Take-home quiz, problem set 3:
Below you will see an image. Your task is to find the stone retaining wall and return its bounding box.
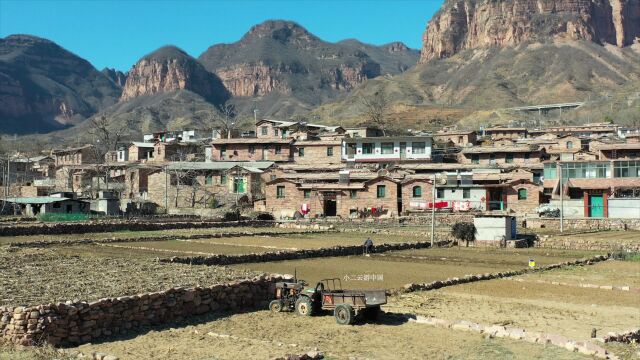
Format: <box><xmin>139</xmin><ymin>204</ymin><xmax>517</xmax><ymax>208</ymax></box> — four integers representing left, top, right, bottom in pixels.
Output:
<box><xmin>536</xmin><ymin>234</ymin><xmax>640</xmax><ymax>252</ymax></box>
<box><xmin>162</xmin><ymin>241</ymin><xmax>451</xmax><ymax>266</ymax></box>
<box><xmin>526</xmin><ymin>218</ymin><xmax>640</xmax><ymax>231</ymax></box>
<box><xmin>603</xmin><ymin>328</ymin><xmax>640</xmax><ymax>344</ymax></box>
<box><xmin>8</xmin><ymin>230</ymin><xmax>334</xmax><ymax>248</ymax></box>
<box><xmin>0</xmin><ymin>220</ymin><xmax>273</xmax><ymax>237</ymax></box>
<box><xmin>399</xmin><ymin>254</ymin><xmax>610</xmax><ymax>293</ymax></box>
<box><xmin>0</xmin><ymin>276</ymin><xmax>282</xmax><ymax>347</ymax></box>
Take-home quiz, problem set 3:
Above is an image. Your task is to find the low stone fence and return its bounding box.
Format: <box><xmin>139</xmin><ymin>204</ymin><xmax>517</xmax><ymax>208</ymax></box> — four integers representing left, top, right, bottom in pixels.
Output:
<box><xmin>0</xmin><ymin>275</ymin><xmax>282</xmax><ymax>347</ymax></box>
<box><xmin>406</xmin><ymin>315</ymin><xmax>615</xmax><ymax>359</ymax></box>
<box><xmin>603</xmin><ymin>328</ymin><xmax>640</xmax><ymax>344</ymax></box>
<box><xmin>536</xmin><ymin>234</ymin><xmax>640</xmax><ymax>252</ymax></box>
<box><xmin>162</xmin><ymin>240</ymin><xmax>451</xmax><ymax>266</ymax></box>
<box><xmin>526</xmin><ymin>218</ymin><xmax>640</xmax><ymax>231</ymax></box>
<box><xmin>399</xmin><ymin>254</ymin><xmax>610</xmax><ymax>293</ymax></box>
<box><xmin>0</xmin><ymin>220</ymin><xmax>274</xmax><ymax>237</ymax></box>
<box><xmin>8</xmin><ymin>230</ymin><xmax>334</xmax><ymax>248</ymax></box>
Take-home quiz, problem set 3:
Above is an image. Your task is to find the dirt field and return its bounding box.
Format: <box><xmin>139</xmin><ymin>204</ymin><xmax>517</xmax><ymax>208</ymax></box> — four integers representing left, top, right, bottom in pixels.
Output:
<box><xmin>390</xmin><ymin>260</ymin><xmax>640</xmax><ymax>341</ymax></box>
<box><xmin>518</xmin><ymin>260</ymin><xmax>640</xmax><ymax>288</ymax></box>
<box><xmin>0</xmin><ymin>247</ymin><xmax>256</xmax><ymax>306</ymax></box>
<box><xmin>64</xmin><ymin>310</ymin><xmax>590</xmax><ymax>360</ymax></box>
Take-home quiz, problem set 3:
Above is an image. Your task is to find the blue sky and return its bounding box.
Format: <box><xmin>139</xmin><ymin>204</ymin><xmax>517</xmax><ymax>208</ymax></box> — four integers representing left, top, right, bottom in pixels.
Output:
<box><xmin>0</xmin><ymin>0</ymin><xmax>442</xmax><ymax>71</ymax></box>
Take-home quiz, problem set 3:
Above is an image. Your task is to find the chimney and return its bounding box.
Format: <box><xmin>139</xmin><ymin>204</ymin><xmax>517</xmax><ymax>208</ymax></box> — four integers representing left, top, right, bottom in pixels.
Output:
<box><xmin>339</xmin><ymin>170</ymin><xmax>350</xmax><ymax>184</ymax></box>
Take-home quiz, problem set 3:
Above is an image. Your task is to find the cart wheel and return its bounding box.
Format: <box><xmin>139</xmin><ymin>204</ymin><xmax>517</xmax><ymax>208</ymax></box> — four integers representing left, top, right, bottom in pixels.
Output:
<box><xmin>295</xmin><ymin>297</ymin><xmax>313</xmax><ymax>316</ymax></box>
<box><xmin>364</xmin><ymin>306</ymin><xmax>381</xmax><ymax>321</ymax></box>
<box><xmin>334</xmin><ymin>304</ymin><xmax>354</xmax><ymax>325</ymax></box>
<box><xmin>269</xmin><ymin>300</ymin><xmax>284</xmax><ymax>313</ymax></box>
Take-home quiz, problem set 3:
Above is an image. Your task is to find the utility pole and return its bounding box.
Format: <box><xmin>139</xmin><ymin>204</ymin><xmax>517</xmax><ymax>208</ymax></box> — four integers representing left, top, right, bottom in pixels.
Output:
<box><xmin>559</xmin><ymin>163</ymin><xmax>564</xmax><ymax>233</ymax></box>
<box><xmin>430</xmin><ymin>174</ymin><xmax>436</xmax><ymax>247</ymax></box>
<box><xmin>164</xmin><ymin>164</ymin><xmax>168</xmax><ymax>213</ymax></box>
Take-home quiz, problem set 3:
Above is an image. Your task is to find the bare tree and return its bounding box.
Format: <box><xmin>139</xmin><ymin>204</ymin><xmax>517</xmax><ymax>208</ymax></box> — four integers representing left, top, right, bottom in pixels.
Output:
<box><xmin>360</xmin><ymin>90</ymin><xmax>390</xmax><ymax>135</ymax></box>
<box><xmin>210</xmin><ymin>102</ymin><xmax>252</xmax><ymax>138</ymax></box>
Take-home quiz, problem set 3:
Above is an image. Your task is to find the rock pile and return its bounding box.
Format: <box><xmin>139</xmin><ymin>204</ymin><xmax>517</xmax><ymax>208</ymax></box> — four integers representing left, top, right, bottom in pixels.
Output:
<box><xmin>0</xmin><ymin>276</ymin><xmax>282</xmax><ymax>347</ymax></box>
<box><xmin>603</xmin><ymin>328</ymin><xmax>640</xmax><ymax>344</ymax></box>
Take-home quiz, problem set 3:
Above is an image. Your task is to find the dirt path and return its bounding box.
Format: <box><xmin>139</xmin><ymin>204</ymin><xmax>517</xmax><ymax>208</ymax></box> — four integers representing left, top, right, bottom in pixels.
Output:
<box><xmin>71</xmin><ymin>310</ymin><xmax>590</xmax><ymax>360</ymax></box>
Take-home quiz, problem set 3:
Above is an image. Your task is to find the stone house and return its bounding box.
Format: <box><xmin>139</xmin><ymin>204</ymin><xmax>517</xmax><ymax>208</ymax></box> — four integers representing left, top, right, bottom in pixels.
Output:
<box><xmin>595</xmin><ymin>142</ymin><xmax>640</xmax><ymax>160</ymax></box>
<box><xmin>262</xmin><ymin>176</ymin><xmax>400</xmax><ymax>219</ymax></box>
<box><xmin>483</xmin><ymin>127</ymin><xmax>528</xmax><ymax>140</ymax></box>
<box><xmin>433</xmin><ymin>130</ymin><xmax>477</xmax><ymax>147</ymax></box>
<box><xmin>126</xmin><ymin>142</ymin><xmax>155</xmax><ymax>162</ymax></box>
<box><xmin>291</xmin><ymin>140</ymin><xmax>342</xmax><ymax>165</ymax></box>
<box><xmin>504</xmin><ymin>179</ymin><xmax>543</xmax><ymax>214</ymax></box>
<box><xmin>401</xmin><ymin>177</ymin><xmax>434</xmax><ymax>212</ymax></box>
<box><xmin>210</xmin><ymin>138</ymin><xmax>294</xmax><ymax>162</ymax></box>
<box><xmin>344</xmin><ymin>126</ymin><xmax>384</xmax><ymax>138</ymax></box>
<box><xmin>459</xmin><ymin>145</ymin><xmax>544</xmax><ymax>165</ymax></box>
<box><xmin>51</xmin><ymin>145</ymin><xmax>99</xmax><ymax>167</ymax></box>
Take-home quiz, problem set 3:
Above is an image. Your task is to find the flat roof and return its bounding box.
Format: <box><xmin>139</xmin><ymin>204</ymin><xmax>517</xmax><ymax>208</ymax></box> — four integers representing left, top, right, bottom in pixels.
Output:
<box><xmin>343</xmin><ymin>136</ymin><xmax>432</xmax><ymax>143</ymax></box>
<box><xmin>4</xmin><ymin>197</ymin><xmax>71</xmax><ymax>204</ymax></box>
<box><xmin>211</xmin><ymin>138</ymin><xmax>293</xmax><ymax>144</ymax></box>
<box><xmin>165</xmin><ymin>161</ymin><xmax>274</xmax><ymax>171</ymax></box>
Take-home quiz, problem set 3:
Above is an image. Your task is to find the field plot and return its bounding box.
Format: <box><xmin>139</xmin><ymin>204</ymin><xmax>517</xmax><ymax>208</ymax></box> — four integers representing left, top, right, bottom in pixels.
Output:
<box><xmin>190</xmin><ymin>232</ymin><xmax>424</xmax><ymax>249</ymax></box>
<box><xmin>391</xmin><ymin>260</ymin><xmax>640</xmax><ymax>341</ymax></box>
<box><xmin>66</xmin><ymin>310</ymin><xmax>590</xmax><ymax>360</ymax></box>
<box><xmin>518</xmin><ymin>260</ymin><xmax>640</xmax><ymax>288</ymax></box>
<box><xmin>120</xmin><ymin>240</ymin><xmax>276</xmax><ymax>255</ymax></box>
<box><xmin>0</xmin><ymin>226</ymin><xmax>317</xmax><ymax>246</ymax></box>
<box><xmin>0</xmin><ymin>247</ymin><xmax>257</xmax><ymax>306</ymax></box>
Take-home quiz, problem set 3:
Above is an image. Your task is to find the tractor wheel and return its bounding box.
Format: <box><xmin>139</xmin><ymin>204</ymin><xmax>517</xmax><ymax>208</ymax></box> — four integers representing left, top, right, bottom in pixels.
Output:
<box><xmin>295</xmin><ymin>297</ymin><xmax>313</xmax><ymax>316</ymax></box>
<box><xmin>364</xmin><ymin>306</ymin><xmax>381</xmax><ymax>321</ymax></box>
<box><xmin>269</xmin><ymin>300</ymin><xmax>284</xmax><ymax>313</ymax></box>
<box><xmin>334</xmin><ymin>304</ymin><xmax>354</xmax><ymax>325</ymax></box>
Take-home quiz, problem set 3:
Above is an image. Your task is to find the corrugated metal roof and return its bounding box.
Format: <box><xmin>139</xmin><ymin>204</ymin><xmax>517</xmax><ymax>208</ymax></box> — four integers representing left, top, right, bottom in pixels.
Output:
<box><xmin>4</xmin><ymin>197</ymin><xmax>71</xmax><ymax>204</ymax></box>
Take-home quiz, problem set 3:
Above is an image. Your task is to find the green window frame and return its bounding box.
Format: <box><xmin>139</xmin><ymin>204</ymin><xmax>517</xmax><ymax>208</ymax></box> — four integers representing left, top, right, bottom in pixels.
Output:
<box><xmin>220</xmin><ymin>173</ymin><xmax>227</xmax><ymax>185</ymax></box>
<box><xmin>362</xmin><ymin>143</ymin><xmax>374</xmax><ymax>154</ymax></box>
<box><xmin>276</xmin><ymin>186</ymin><xmax>285</xmax><ymax>199</ymax></box>
<box><xmin>412</xmin><ymin>186</ymin><xmax>422</xmax><ymax>198</ymax></box>
<box><xmin>327</xmin><ymin>146</ymin><xmax>334</xmax><ymax>156</ymax></box>
<box><xmin>376</xmin><ymin>185</ymin><xmax>386</xmax><ymax>198</ymax></box>
<box><xmin>304</xmin><ymin>189</ymin><xmax>311</xmax><ymax>198</ymax></box>
<box><xmin>463</xmin><ymin>188</ymin><xmax>470</xmax><ymax>199</ymax></box>
<box><xmin>518</xmin><ymin>188</ymin><xmax>527</xmax><ymax>200</ymax></box>
<box><xmin>412</xmin><ymin>142</ymin><xmax>426</xmax><ymax>154</ymax></box>
<box><xmin>471</xmin><ymin>154</ymin><xmax>480</xmax><ymax>164</ymax></box>
<box><xmin>505</xmin><ymin>153</ymin><xmax>514</xmax><ymax>164</ymax></box>
<box><xmin>350</xmin><ymin>190</ymin><xmax>358</xmax><ymax>199</ymax></box>
<box><xmin>205</xmin><ymin>174</ymin><xmax>213</xmax><ymax>186</ymax></box>
<box><xmin>298</xmin><ymin>147</ymin><xmax>305</xmax><ymax>157</ymax></box>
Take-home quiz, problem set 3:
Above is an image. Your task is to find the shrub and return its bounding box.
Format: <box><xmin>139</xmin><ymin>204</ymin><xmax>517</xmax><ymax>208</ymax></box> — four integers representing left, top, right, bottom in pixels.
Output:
<box><xmin>451</xmin><ymin>222</ymin><xmax>476</xmax><ymax>246</ymax></box>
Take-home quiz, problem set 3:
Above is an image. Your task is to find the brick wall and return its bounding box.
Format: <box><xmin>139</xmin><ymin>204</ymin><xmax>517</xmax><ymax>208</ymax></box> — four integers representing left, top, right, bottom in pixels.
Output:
<box><xmin>459</xmin><ymin>151</ymin><xmax>541</xmax><ymax>165</ymax></box>
<box><xmin>401</xmin><ymin>180</ymin><xmax>434</xmax><ymax>212</ymax></box>
<box><xmin>505</xmin><ymin>181</ymin><xmax>541</xmax><ymax>214</ymax></box>
<box><xmin>211</xmin><ymin>143</ymin><xmax>293</xmax><ymax>162</ymax></box>
<box><xmin>291</xmin><ymin>142</ymin><xmax>342</xmax><ymax>164</ymax></box>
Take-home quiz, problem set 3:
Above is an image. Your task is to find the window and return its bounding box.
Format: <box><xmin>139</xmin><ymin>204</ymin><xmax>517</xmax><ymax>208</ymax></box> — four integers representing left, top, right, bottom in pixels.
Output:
<box><xmin>614</xmin><ymin>160</ymin><xmax>640</xmax><ymax>178</ymax></box>
<box><xmin>376</xmin><ymin>185</ymin><xmax>386</xmax><ymax>198</ymax></box>
<box><xmin>304</xmin><ymin>189</ymin><xmax>311</xmax><ymax>198</ymax></box>
<box><xmin>412</xmin><ymin>142</ymin><xmax>426</xmax><ymax>154</ymax></box>
<box><xmin>436</xmin><ymin>188</ymin><xmax>444</xmax><ymax>199</ymax></box>
<box><xmin>381</xmin><ymin>142</ymin><xmax>394</xmax><ymax>155</ymax></box>
<box><xmin>518</xmin><ymin>188</ymin><xmax>528</xmax><ymax>200</ymax></box>
<box><xmin>248</xmin><ymin>145</ymin><xmax>255</xmax><ymax>155</ymax></box>
<box><xmin>233</xmin><ymin>178</ymin><xmax>245</xmax><ymax>193</ymax></box>
<box><xmin>275</xmin><ymin>145</ymin><xmax>281</xmax><ymax>154</ymax></box>
<box><xmin>327</xmin><ymin>147</ymin><xmax>334</xmax><ymax>156</ymax></box>
<box><xmin>412</xmin><ymin>186</ymin><xmax>422</xmax><ymax>198</ymax></box>
<box><xmin>566</xmin><ymin>141</ymin><xmax>573</xmax><ymax>150</ymax></box>
<box><xmin>274</xmin><ymin>129</ymin><xmax>279</xmax><ymax>137</ymax></box>
<box><xmin>276</xmin><ymin>186</ymin><xmax>285</xmax><ymax>198</ymax></box>
<box><xmin>261</xmin><ymin>126</ymin><xmax>268</xmax><ymax>136</ymax></box>
<box><xmin>220</xmin><ymin>174</ymin><xmax>227</xmax><ymax>185</ymax></box>
<box><xmin>350</xmin><ymin>190</ymin><xmax>358</xmax><ymax>199</ymax></box>
<box><xmin>543</xmin><ymin>163</ymin><xmax>557</xmax><ymax>179</ymax></box>
<box><xmin>463</xmin><ymin>188</ymin><xmax>470</xmax><ymax>199</ymax></box>
<box><xmin>298</xmin><ymin>147</ymin><xmax>304</xmax><ymax>157</ymax></box>
<box><xmin>53</xmin><ymin>202</ymin><xmax>61</xmax><ymax>209</ymax></box>
<box><xmin>489</xmin><ymin>154</ymin><xmax>496</xmax><ymax>164</ymax></box>
<box><xmin>270</xmin><ymin>175</ymin><xmax>277</xmax><ymax>181</ymax></box>
<box><xmin>362</xmin><ymin>143</ymin><xmax>374</xmax><ymax>155</ymax></box>
<box><xmin>220</xmin><ymin>146</ymin><xmax>227</xmax><ymax>158</ymax></box>
<box><xmin>205</xmin><ymin>174</ymin><xmax>213</xmax><ymax>185</ymax></box>
<box><xmin>524</xmin><ymin>153</ymin><xmax>530</xmax><ymax>161</ymax></box>
<box><xmin>471</xmin><ymin>154</ymin><xmax>480</xmax><ymax>164</ymax></box>
<box><xmin>505</xmin><ymin>153</ymin><xmax>514</xmax><ymax>164</ymax></box>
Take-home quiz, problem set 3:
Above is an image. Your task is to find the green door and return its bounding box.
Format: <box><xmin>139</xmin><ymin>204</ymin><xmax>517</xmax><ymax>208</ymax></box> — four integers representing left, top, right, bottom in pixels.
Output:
<box><xmin>589</xmin><ymin>195</ymin><xmax>604</xmax><ymax>217</ymax></box>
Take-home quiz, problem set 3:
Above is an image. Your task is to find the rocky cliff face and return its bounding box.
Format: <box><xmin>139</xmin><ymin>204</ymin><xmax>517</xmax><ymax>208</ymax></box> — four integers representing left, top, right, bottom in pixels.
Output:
<box><xmin>420</xmin><ymin>0</ymin><xmax>640</xmax><ymax>62</ymax></box>
<box><xmin>0</xmin><ymin>35</ymin><xmax>121</xmax><ymax>134</ymax></box>
<box><xmin>120</xmin><ymin>46</ymin><xmax>228</xmax><ymax>105</ymax></box>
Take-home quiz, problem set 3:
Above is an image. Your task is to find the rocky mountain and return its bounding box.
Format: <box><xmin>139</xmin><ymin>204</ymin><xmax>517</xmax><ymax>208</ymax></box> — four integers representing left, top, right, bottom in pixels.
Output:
<box><xmin>420</xmin><ymin>0</ymin><xmax>640</xmax><ymax>62</ymax></box>
<box><xmin>101</xmin><ymin>68</ymin><xmax>127</xmax><ymax>87</ymax></box>
<box><xmin>120</xmin><ymin>46</ymin><xmax>229</xmax><ymax>105</ymax></box>
<box><xmin>0</xmin><ymin>35</ymin><xmax>122</xmax><ymax>134</ymax></box>
<box><xmin>314</xmin><ymin>0</ymin><xmax>640</xmax><ymax>129</ymax></box>
<box><xmin>198</xmin><ymin>20</ymin><xmax>419</xmax><ymax>117</ymax></box>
